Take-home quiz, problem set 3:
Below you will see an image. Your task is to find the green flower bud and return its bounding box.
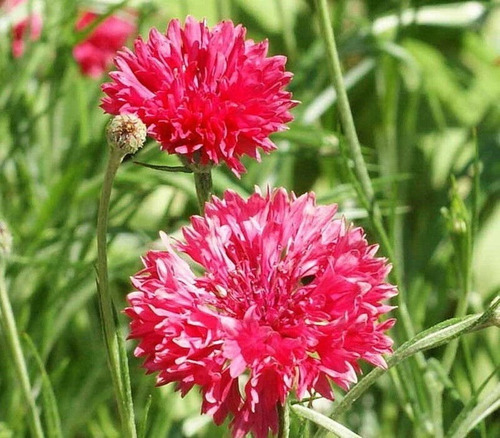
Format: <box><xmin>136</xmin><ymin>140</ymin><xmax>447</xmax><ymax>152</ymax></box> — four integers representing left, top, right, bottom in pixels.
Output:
<box><xmin>106</xmin><ymin>114</ymin><xmax>147</xmax><ymax>155</ymax></box>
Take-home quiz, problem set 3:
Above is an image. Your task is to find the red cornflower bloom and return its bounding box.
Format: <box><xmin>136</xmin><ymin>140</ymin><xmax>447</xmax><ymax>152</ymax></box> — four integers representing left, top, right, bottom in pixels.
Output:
<box><xmin>101</xmin><ymin>17</ymin><xmax>296</xmax><ymax>175</ymax></box>
<box><xmin>3</xmin><ymin>0</ymin><xmax>42</xmax><ymax>58</ymax></box>
<box><xmin>126</xmin><ymin>188</ymin><xmax>397</xmax><ymax>438</ymax></box>
<box><xmin>73</xmin><ymin>11</ymin><xmax>136</xmax><ymax>78</ymax></box>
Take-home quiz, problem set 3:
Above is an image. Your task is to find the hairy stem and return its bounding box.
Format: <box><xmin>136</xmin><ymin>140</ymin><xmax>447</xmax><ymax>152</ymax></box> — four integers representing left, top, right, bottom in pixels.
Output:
<box><xmin>96</xmin><ymin>147</ymin><xmax>137</xmax><ymax>438</ymax></box>
<box><xmin>278</xmin><ymin>400</ymin><xmax>290</xmax><ymax>438</ymax></box>
<box><xmin>193</xmin><ymin>170</ymin><xmax>213</xmax><ymax>214</ymax></box>
<box><xmin>443</xmin><ymin>138</ymin><xmax>480</xmax><ymax>373</ymax></box>
<box><xmin>314</xmin><ymin>0</ymin><xmax>418</xmax><ymax>344</ymax></box>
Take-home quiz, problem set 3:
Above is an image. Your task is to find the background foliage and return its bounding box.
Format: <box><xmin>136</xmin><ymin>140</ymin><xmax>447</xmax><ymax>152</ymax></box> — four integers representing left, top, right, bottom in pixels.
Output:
<box><xmin>1</xmin><ymin>0</ymin><xmax>499</xmax><ymax>437</ymax></box>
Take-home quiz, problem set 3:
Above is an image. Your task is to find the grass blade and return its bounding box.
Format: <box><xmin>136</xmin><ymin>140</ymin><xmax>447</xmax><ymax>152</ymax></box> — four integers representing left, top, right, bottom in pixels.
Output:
<box><xmin>446</xmin><ymin>384</ymin><xmax>500</xmax><ymax>438</ymax></box>
<box><xmin>291</xmin><ymin>404</ymin><xmax>361</xmax><ymax>438</ymax></box>
<box><xmin>22</xmin><ymin>334</ymin><xmax>63</xmax><ymax>438</ymax></box>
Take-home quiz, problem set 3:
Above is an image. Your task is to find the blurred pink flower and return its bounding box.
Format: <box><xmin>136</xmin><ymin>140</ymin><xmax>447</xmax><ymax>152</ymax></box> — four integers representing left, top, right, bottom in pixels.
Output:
<box><xmin>73</xmin><ymin>11</ymin><xmax>136</xmax><ymax>78</ymax></box>
<box><xmin>126</xmin><ymin>188</ymin><xmax>397</xmax><ymax>438</ymax></box>
<box><xmin>101</xmin><ymin>17</ymin><xmax>296</xmax><ymax>176</ymax></box>
<box><xmin>3</xmin><ymin>0</ymin><xmax>42</xmax><ymax>57</ymax></box>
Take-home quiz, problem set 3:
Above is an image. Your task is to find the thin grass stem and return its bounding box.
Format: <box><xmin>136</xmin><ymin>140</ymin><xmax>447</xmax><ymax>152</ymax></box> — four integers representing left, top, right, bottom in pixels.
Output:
<box><xmin>314</xmin><ymin>0</ymin><xmax>419</xmax><ymax>345</ymax></box>
<box><xmin>0</xmin><ymin>259</ymin><xmax>45</xmax><ymax>438</ymax></box>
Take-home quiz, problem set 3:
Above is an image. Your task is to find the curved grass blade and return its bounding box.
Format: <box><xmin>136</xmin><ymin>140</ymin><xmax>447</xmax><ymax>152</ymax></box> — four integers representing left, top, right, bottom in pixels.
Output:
<box><xmin>23</xmin><ymin>334</ymin><xmax>63</xmax><ymax>438</ymax></box>
<box><xmin>291</xmin><ymin>404</ymin><xmax>361</xmax><ymax>438</ymax></box>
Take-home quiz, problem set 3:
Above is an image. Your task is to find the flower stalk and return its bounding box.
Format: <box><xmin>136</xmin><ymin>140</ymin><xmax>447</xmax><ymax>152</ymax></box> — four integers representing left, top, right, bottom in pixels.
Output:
<box><xmin>0</xmin><ymin>223</ymin><xmax>45</xmax><ymax>438</ymax></box>
<box><xmin>278</xmin><ymin>400</ymin><xmax>290</xmax><ymax>438</ymax></box>
<box><xmin>193</xmin><ymin>170</ymin><xmax>213</xmax><ymax>214</ymax></box>
<box><xmin>180</xmin><ymin>155</ymin><xmax>214</xmax><ymax>214</ymax></box>
<box><xmin>96</xmin><ymin>115</ymin><xmax>146</xmax><ymax>438</ymax></box>
<box><xmin>314</xmin><ymin>0</ymin><xmax>373</xmax><ymax>204</ymax></box>
<box><xmin>314</xmin><ymin>0</ymin><xmax>417</xmax><ymax>343</ymax></box>
<box><xmin>97</xmin><ymin>146</ymin><xmax>137</xmax><ymax>438</ymax></box>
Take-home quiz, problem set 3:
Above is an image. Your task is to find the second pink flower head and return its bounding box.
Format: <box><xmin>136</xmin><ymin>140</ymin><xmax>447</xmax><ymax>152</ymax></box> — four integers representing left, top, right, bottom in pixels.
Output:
<box><xmin>126</xmin><ymin>188</ymin><xmax>397</xmax><ymax>438</ymax></box>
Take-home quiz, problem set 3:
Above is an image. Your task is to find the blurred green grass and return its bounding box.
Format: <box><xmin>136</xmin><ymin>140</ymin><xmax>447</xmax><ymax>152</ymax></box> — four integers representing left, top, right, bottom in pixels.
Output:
<box><xmin>0</xmin><ymin>0</ymin><xmax>499</xmax><ymax>437</ymax></box>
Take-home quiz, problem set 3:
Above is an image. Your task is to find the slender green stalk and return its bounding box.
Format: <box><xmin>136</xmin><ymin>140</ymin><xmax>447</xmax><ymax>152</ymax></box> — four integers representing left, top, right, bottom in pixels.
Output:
<box><xmin>278</xmin><ymin>400</ymin><xmax>290</xmax><ymax>438</ymax></box>
<box><xmin>193</xmin><ymin>170</ymin><xmax>213</xmax><ymax>214</ymax></box>
<box><xmin>0</xmin><ymin>259</ymin><xmax>45</xmax><ymax>438</ymax></box>
<box><xmin>314</xmin><ymin>0</ymin><xmax>374</xmax><ymax>202</ymax></box>
<box><xmin>442</xmin><ymin>178</ymin><xmax>474</xmax><ymax>373</ymax></box>
<box><xmin>96</xmin><ymin>147</ymin><xmax>137</xmax><ymax>438</ymax></box>
<box><xmin>314</xmin><ymin>0</ymin><xmax>417</xmax><ymax>344</ymax></box>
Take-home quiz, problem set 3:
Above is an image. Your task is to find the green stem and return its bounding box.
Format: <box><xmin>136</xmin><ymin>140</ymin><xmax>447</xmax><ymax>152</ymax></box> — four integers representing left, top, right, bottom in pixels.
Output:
<box><xmin>314</xmin><ymin>0</ymin><xmax>418</xmax><ymax>344</ymax></box>
<box><xmin>193</xmin><ymin>170</ymin><xmax>213</xmax><ymax>214</ymax></box>
<box><xmin>0</xmin><ymin>260</ymin><xmax>45</xmax><ymax>438</ymax></box>
<box><xmin>443</xmin><ymin>174</ymin><xmax>476</xmax><ymax>373</ymax></box>
<box><xmin>447</xmin><ymin>133</ymin><xmax>480</xmax><ymax>372</ymax></box>
<box><xmin>278</xmin><ymin>400</ymin><xmax>290</xmax><ymax>438</ymax></box>
<box><xmin>96</xmin><ymin>147</ymin><xmax>137</xmax><ymax>438</ymax></box>
<box><xmin>442</xmin><ymin>242</ymin><xmax>472</xmax><ymax>373</ymax></box>
<box><xmin>314</xmin><ymin>5</ymin><xmax>428</xmax><ymax>427</ymax></box>
<box><xmin>314</xmin><ymin>0</ymin><xmax>373</xmax><ymax>202</ymax></box>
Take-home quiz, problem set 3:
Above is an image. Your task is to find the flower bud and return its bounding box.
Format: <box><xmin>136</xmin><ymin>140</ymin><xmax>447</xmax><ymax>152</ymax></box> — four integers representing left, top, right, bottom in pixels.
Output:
<box><xmin>106</xmin><ymin>114</ymin><xmax>147</xmax><ymax>155</ymax></box>
<box><xmin>0</xmin><ymin>221</ymin><xmax>12</xmax><ymax>258</ymax></box>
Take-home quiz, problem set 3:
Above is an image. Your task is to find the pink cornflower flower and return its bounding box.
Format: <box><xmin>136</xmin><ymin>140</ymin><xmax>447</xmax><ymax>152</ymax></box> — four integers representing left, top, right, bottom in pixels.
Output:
<box><xmin>73</xmin><ymin>11</ymin><xmax>137</xmax><ymax>78</ymax></box>
<box><xmin>126</xmin><ymin>188</ymin><xmax>397</xmax><ymax>438</ymax></box>
<box><xmin>101</xmin><ymin>17</ymin><xmax>296</xmax><ymax>176</ymax></box>
<box><xmin>3</xmin><ymin>0</ymin><xmax>43</xmax><ymax>58</ymax></box>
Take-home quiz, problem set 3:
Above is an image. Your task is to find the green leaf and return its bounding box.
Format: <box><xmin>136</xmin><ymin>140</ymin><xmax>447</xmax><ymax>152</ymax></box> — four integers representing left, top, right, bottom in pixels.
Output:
<box><xmin>291</xmin><ymin>404</ymin><xmax>361</xmax><ymax>438</ymax></box>
<box><xmin>133</xmin><ymin>162</ymin><xmax>192</xmax><ymax>173</ymax></box>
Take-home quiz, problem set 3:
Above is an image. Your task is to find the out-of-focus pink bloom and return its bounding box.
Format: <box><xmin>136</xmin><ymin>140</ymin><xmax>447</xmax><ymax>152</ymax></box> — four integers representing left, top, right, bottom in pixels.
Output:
<box><xmin>3</xmin><ymin>0</ymin><xmax>42</xmax><ymax>58</ymax></box>
<box><xmin>101</xmin><ymin>17</ymin><xmax>297</xmax><ymax>176</ymax></box>
<box><xmin>126</xmin><ymin>188</ymin><xmax>397</xmax><ymax>438</ymax></box>
<box><xmin>73</xmin><ymin>11</ymin><xmax>136</xmax><ymax>78</ymax></box>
